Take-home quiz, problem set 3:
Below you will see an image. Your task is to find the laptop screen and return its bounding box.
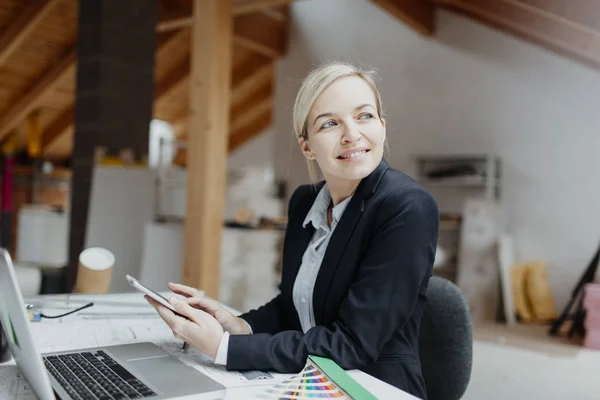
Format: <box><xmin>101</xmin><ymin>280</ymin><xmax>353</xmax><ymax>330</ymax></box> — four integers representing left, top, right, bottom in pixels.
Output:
<box><xmin>0</xmin><ymin>248</ymin><xmax>56</xmax><ymax>400</ymax></box>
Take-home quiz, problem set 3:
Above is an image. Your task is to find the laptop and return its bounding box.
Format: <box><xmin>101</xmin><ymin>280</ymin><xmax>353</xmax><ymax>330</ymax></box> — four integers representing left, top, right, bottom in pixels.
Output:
<box><xmin>0</xmin><ymin>248</ymin><xmax>226</xmax><ymax>400</ymax></box>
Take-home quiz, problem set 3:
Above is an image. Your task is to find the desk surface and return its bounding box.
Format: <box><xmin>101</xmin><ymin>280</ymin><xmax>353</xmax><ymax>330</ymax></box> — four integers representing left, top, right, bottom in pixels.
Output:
<box><xmin>2</xmin><ymin>292</ymin><xmax>417</xmax><ymax>400</ymax></box>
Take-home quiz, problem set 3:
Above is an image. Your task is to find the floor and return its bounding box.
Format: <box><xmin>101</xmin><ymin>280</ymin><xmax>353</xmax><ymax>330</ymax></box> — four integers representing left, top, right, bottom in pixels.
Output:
<box><xmin>464</xmin><ymin>323</ymin><xmax>600</xmax><ymax>400</ymax></box>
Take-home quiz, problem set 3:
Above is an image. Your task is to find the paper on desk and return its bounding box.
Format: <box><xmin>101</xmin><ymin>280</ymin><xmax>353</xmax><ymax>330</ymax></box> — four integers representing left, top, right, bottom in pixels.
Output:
<box><xmin>31</xmin><ymin>319</ymin><xmax>148</xmax><ymax>353</ymax></box>
<box><xmin>0</xmin><ymin>365</ymin><xmax>37</xmax><ymax>400</ymax></box>
<box><xmin>29</xmin><ymin>319</ymin><xmax>292</xmax><ymax>388</ymax></box>
<box><xmin>155</xmin><ymin>340</ymin><xmax>293</xmax><ymax>388</ymax></box>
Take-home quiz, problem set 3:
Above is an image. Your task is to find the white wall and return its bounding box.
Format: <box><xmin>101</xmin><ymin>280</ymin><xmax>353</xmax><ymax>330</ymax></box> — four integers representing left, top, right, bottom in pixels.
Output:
<box><xmin>228</xmin><ymin>128</ymin><xmax>274</xmax><ymax>170</ymax></box>
<box><xmin>273</xmin><ymin>0</ymin><xmax>600</xmax><ymax>310</ymax></box>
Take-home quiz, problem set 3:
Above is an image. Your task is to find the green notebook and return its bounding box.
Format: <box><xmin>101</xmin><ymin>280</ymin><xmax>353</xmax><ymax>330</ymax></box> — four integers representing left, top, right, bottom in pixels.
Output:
<box><xmin>308</xmin><ymin>355</ymin><xmax>378</xmax><ymax>400</ymax></box>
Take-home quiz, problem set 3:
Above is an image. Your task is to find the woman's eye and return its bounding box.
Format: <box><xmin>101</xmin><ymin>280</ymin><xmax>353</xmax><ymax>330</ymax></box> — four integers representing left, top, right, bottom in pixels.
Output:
<box><xmin>359</xmin><ymin>113</ymin><xmax>374</xmax><ymax>119</ymax></box>
<box><xmin>321</xmin><ymin>121</ymin><xmax>336</xmax><ymax>129</ymax></box>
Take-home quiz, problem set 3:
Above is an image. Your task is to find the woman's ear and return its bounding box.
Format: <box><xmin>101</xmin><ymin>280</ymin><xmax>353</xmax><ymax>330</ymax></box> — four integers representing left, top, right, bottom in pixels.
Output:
<box><xmin>298</xmin><ymin>136</ymin><xmax>315</xmax><ymax>160</ymax></box>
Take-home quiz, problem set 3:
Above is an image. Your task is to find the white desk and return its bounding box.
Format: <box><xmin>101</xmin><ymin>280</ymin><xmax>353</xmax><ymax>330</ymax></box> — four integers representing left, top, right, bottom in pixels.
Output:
<box><xmin>2</xmin><ymin>292</ymin><xmax>417</xmax><ymax>399</ymax></box>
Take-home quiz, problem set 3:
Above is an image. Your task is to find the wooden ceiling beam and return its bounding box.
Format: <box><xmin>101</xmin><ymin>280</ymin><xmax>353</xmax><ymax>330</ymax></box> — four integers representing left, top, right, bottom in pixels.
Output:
<box><xmin>175</xmin><ymin>104</ymin><xmax>273</xmax><ymax>164</ymax></box>
<box><xmin>233</xmin><ymin>0</ymin><xmax>296</xmax><ymax>16</ymax></box>
<box><xmin>42</xmin><ymin>106</ymin><xmax>73</xmax><ymax>151</ymax></box>
<box><xmin>157</xmin><ymin>0</ymin><xmax>295</xmax><ymax>30</ymax></box>
<box><xmin>0</xmin><ymin>48</ymin><xmax>76</xmax><ymax>142</ymax></box>
<box><xmin>233</xmin><ymin>11</ymin><xmax>287</xmax><ymax>58</ymax></box>
<box><xmin>371</xmin><ymin>0</ymin><xmax>435</xmax><ymax>36</ymax></box>
<box><xmin>158</xmin><ymin>3</ymin><xmax>288</xmax><ymax>59</ymax></box>
<box><xmin>169</xmin><ymin>52</ymin><xmax>272</xmax><ymax>128</ymax></box>
<box><xmin>157</xmin><ymin>29</ymin><xmax>185</xmax><ymax>48</ymax></box>
<box><xmin>0</xmin><ymin>0</ymin><xmax>61</xmax><ymax>68</ymax></box>
<box><xmin>229</xmin><ymin>108</ymin><xmax>272</xmax><ymax>152</ymax></box>
<box><xmin>230</xmin><ymin>63</ymin><xmax>273</xmax><ymax>108</ymax></box>
<box><xmin>231</xmin><ymin>52</ymin><xmax>271</xmax><ymax>86</ymax></box>
<box><xmin>436</xmin><ymin>0</ymin><xmax>600</xmax><ymax>70</ymax></box>
<box><xmin>169</xmin><ymin>67</ymin><xmax>274</xmax><ymax>164</ymax></box>
<box><xmin>156</xmin><ymin>7</ymin><xmax>193</xmax><ymax>32</ymax></box>
<box><xmin>230</xmin><ymin>92</ymin><xmax>272</xmax><ymax>133</ymax></box>
<box><xmin>155</xmin><ymin>55</ymin><xmax>190</xmax><ymax>99</ymax></box>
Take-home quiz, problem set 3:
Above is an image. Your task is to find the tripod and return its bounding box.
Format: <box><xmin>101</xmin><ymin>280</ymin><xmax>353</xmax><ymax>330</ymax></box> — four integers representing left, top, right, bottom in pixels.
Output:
<box><xmin>549</xmin><ymin>240</ymin><xmax>600</xmax><ymax>337</ymax></box>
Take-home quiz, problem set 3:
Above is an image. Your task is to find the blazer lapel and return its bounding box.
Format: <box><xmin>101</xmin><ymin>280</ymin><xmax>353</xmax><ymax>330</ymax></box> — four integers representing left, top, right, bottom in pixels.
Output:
<box><xmin>286</xmin><ymin>183</ymin><xmax>322</xmax><ymax>283</ymax></box>
<box><xmin>312</xmin><ymin>159</ymin><xmax>390</xmax><ymax>325</ymax></box>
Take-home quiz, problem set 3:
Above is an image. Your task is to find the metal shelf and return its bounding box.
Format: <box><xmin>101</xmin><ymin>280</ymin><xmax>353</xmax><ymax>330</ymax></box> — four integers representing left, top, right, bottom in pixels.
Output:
<box><xmin>414</xmin><ymin>154</ymin><xmax>502</xmax><ymax>284</ymax></box>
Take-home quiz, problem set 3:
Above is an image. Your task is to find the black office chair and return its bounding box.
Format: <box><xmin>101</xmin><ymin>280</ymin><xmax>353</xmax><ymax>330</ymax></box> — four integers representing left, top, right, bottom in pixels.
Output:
<box><xmin>419</xmin><ymin>276</ymin><xmax>473</xmax><ymax>400</ymax></box>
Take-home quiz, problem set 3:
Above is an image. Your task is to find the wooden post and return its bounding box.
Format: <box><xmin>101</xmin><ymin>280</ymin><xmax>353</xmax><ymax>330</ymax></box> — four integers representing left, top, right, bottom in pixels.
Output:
<box><xmin>183</xmin><ymin>0</ymin><xmax>233</xmax><ymax>299</ymax></box>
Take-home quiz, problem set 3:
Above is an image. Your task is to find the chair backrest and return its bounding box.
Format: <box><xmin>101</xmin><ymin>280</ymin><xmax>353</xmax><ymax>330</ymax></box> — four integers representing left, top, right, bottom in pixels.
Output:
<box><xmin>419</xmin><ymin>276</ymin><xmax>473</xmax><ymax>400</ymax></box>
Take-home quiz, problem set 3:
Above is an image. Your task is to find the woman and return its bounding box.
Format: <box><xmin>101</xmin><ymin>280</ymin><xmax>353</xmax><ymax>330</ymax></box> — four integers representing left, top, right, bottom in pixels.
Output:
<box><xmin>146</xmin><ymin>61</ymin><xmax>439</xmax><ymax>399</ymax></box>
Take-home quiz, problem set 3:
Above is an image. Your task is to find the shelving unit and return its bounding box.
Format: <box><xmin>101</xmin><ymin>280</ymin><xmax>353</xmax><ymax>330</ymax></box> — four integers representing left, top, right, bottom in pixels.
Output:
<box><xmin>414</xmin><ymin>154</ymin><xmax>502</xmax><ymax>283</ymax></box>
<box><xmin>154</xmin><ymin>138</ymin><xmax>188</xmax><ymax>222</ymax></box>
<box><xmin>415</xmin><ymin>154</ymin><xmax>501</xmax><ymax>203</ymax></box>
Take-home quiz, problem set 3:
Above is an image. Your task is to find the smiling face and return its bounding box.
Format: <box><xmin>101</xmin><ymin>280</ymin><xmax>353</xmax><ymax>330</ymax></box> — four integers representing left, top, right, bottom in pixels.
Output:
<box><xmin>299</xmin><ymin>75</ymin><xmax>386</xmax><ymax>192</ymax></box>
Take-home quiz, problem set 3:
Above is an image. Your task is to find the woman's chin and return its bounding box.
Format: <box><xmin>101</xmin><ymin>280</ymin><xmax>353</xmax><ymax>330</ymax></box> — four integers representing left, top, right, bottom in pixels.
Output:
<box><xmin>332</xmin><ymin>165</ymin><xmax>375</xmax><ymax>182</ymax></box>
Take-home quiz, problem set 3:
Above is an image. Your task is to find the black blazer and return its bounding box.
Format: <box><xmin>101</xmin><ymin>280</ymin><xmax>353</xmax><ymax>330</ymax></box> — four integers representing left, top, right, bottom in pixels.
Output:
<box><xmin>227</xmin><ymin>159</ymin><xmax>439</xmax><ymax>400</ymax></box>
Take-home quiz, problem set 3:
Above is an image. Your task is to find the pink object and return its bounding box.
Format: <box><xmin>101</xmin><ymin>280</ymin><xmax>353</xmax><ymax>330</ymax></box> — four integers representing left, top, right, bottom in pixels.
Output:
<box><xmin>583</xmin><ymin>283</ymin><xmax>600</xmax><ymax>311</ymax></box>
<box><xmin>584</xmin><ymin>283</ymin><xmax>600</xmax><ymax>350</ymax></box>
<box><xmin>585</xmin><ymin>309</ymin><xmax>600</xmax><ymax>330</ymax></box>
<box><xmin>584</xmin><ymin>330</ymin><xmax>600</xmax><ymax>350</ymax></box>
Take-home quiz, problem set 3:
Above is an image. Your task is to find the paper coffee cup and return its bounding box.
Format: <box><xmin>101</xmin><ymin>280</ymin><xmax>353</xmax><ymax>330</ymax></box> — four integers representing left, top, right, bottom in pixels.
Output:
<box><xmin>74</xmin><ymin>247</ymin><xmax>115</xmax><ymax>294</ymax></box>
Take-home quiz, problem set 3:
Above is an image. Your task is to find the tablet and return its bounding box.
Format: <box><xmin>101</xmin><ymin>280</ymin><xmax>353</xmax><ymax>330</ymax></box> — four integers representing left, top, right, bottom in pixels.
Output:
<box><xmin>126</xmin><ymin>274</ymin><xmax>180</xmax><ymax>314</ymax></box>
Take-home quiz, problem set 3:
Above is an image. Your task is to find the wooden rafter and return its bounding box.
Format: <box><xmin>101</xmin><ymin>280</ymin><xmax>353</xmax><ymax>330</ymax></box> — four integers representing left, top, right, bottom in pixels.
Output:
<box><xmin>170</xmin><ymin>58</ymin><xmax>273</xmax><ymax>164</ymax></box>
<box><xmin>157</xmin><ymin>0</ymin><xmax>295</xmax><ymax>31</ymax></box>
<box><xmin>158</xmin><ymin>3</ymin><xmax>288</xmax><ymax>58</ymax></box>
<box><xmin>231</xmin><ymin>68</ymin><xmax>272</xmax><ymax>119</ymax></box>
<box><xmin>230</xmin><ymin>93</ymin><xmax>272</xmax><ymax>133</ymax></box>
<box><xmin>174</xmin><ymin>105</ymin><xmax>273</xmax><ymax>163</ymax></box>
<box><xmin>0</xmin><ymin>0</ymin><xmax>61</xmax><ymax>68</ymax></box>
<box><xmin>233</xmin><ymin>11</ymin><xmax>287</xmax><ymax>58</ymax></box>
<box><xmin>436</xmin><ymin>0</ymin><xmax>600</xmax><ymax>69</ymax></box>
<box><xmin>233</xmin><ymin>0</ymin><xmax>296</xmax><ymax>15</ymax></box>
<box><xmin>42</xmin><ymin>106</ymin><xmax>73</xmax><ymax>151</ymax></box>
<box><xmin>371</xmin><ymin>0</ymin><xmax>435</xmax><ymax>36</ymax></box>
<box><xmin>156</xmin><ymin>7</ymin><xmax>193</xmax><ymax>32</ymax></box>
<box><xmin>169</xmin><ymin>53</ymin><xmax>271</xmax><ymax>129</ymax></box>
<box><xmin>229</xmin><ymin>109</ymin><xmax>272</xmax><ymax>152</ymax></box>
<box><xmin>231</xmin><ymin>63</ymin><xmax>273</xmax><ymax>108</ymax></box>
<box><xmin>0</xmin><ymin>48</ymin><xmax>76</xmax><ymax>142</ymax></box>
<box><xmin>231</xmin><ymin>52</ymin><xmax>271</xmax><ymax>86</ymax></box>
<box><xmin>155</xmin><ymin>55</ymin><xmax>190</xmax><ymax>99</ymax></box>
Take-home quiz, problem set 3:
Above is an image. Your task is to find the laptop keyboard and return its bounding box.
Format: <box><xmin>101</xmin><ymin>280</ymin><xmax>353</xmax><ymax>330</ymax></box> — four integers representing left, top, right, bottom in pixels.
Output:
<box><xmin>43</xmin><ymin>350</ymin><xmax>157</xmax><ymax>400</ymax></box>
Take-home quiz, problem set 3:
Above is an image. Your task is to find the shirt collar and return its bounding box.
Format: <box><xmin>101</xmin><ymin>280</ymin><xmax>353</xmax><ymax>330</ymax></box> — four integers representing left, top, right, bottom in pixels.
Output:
<box><xmin>302</xmin><ymin>184</ymin><xmax>352</xmax><ymax>229</ymax></box>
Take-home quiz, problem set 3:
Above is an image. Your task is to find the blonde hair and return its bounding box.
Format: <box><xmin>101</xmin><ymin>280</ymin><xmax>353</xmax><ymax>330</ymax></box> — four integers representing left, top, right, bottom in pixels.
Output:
<box><xmin>292</xmin><ymin>61</ymin><xmax>385</xmax><ymax>183</ymax></box>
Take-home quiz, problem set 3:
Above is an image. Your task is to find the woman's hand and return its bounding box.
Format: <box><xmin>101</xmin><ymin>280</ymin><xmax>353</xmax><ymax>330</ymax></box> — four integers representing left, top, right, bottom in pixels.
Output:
<box><xmin>145</xmin><ymin>295</ymin><xmax>223</xmax><ymax>359</ymax></box>
<box><xmin>168</xmin><ymin>282</ymin><xmax>251</xmax><ymax>335</ymax></box>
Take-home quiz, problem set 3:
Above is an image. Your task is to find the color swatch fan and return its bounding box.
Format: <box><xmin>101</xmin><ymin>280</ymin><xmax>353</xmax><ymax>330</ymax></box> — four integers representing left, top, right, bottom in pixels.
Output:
<box><xmin>256</xmin><ymin>356</ymin><xmax>376</xmax><ymax>400</ymax></box>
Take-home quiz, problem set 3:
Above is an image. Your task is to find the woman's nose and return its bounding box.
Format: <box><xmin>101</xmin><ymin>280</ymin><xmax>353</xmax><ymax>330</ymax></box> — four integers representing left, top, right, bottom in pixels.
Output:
<box><xmin>342</xmin><ymin>122</ymin><xmax>361</xmax><ymax>143</ymax></box>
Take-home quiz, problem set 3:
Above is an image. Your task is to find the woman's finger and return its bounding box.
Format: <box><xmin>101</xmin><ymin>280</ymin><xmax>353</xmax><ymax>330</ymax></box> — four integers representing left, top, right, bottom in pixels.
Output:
<box><xmin>185</xmin><ymin>296</ymin><xmax>220</xmax><ymax>313</ymax></box>
<box><xmin>145</xmin><ymin>296</ymin><xmax>175</xmax><ymax>322</ymax></box>
<box><xmin>167</xmin><ymin>282</ymin><xmax>199</xmax><ymax>298</ymax></box>
<box><xmin>168</xmin><ymin>296</ymin><xmax>211</xmax><ymax>327</ymax></box>
<box><xmin>145</xmin><ymin>296</ymin><xmax>190</xmax><ymax>338</ymax></box>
